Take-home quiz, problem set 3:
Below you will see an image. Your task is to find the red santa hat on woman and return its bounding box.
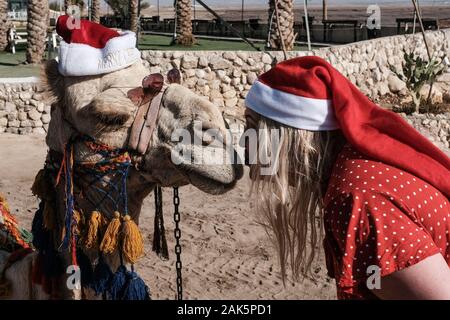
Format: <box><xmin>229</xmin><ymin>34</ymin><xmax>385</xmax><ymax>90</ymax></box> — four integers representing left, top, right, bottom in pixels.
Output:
<box><xmin>245</xmin><ymin>56</ymin><xmax>450</xmax><ymax>198</ymax></box>
<box><xmin>56</xmin><ymin>15</ymin><xmax>141</xmax><ymax>76</ymax></box>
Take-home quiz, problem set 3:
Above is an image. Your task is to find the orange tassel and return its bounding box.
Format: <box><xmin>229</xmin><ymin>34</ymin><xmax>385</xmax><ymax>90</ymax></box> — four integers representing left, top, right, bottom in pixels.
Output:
<box><xmin>83</xmin><ymin>211</ymin><xmax>101</xmax><ymax>249</ymax></box>
<box><xmin>99</xmin><ymin>211</ymin><xmax>121</xmax><ymax>254</ymax></box>
<box><xmin>121</xmin><ymin>215</ymin><xmax>144</xmax><ymax>264</ymax></box>
<box><xmin>73</xmin><ymin>209</ymin><xmax>84</xmax><ymax>235</ymax></box>
<box><xmin>99</xmin><ymin>213</ymin><xmax>108</xmax><ymax>231</ymax></box>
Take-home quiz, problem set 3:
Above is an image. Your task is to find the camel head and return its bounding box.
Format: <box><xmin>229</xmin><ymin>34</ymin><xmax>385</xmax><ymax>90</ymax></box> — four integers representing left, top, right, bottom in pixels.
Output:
<box><xmin>8</xmin><ymin>59</ymin><xmax>244</xmax><ymax>300</ymax></box>
<box><xmin>43</xmin><ymin>59</ymin><xmax>243</xmax><ymax>195</ymax></box>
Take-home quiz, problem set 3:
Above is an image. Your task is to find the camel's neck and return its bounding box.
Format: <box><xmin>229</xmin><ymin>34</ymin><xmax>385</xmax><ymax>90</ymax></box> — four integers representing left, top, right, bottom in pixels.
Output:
<box><xmin>46</xmin><ymin>143</ymin><xmax>153</xmax><ymax>224</ymax></box>
<box><xmin>73</xmin><ymin>168</ymin><xmax>153</xmax><ymax>222</ymax></box>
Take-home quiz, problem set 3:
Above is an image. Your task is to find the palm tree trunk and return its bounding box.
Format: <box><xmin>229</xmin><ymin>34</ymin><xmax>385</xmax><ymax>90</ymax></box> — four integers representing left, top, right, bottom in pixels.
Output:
<box><xmin>129</xmin><ymin>0</ymin><xmax>138</xmax><ymax>33</ymax></box>
<box><xmin>0</xmin><ymin>0</ymin><xmax>8</xmax><ymax>51</ymax></box>
<box><xmin>268</xmin><ymin>0</ymin><xmax>295</xmax><ymax>51</ymax></box>
<box><xmin>175</xmin><ymin>0</ymin><xmax>195</xmax><ymax>46</ymax></box>
<box><xmin>26</xmin><ymin>0</ymin><xmax>49</xmax><ymax>64</ymax></box>
<box><xmin>323</xmin><ymin>0</ymin><xmax>328</xmax><ymax>20</ymax></box>
<box><xmin>91</xmin><ymin>0</ymin><xmax>100</xmax><ymax>23</ymax></box>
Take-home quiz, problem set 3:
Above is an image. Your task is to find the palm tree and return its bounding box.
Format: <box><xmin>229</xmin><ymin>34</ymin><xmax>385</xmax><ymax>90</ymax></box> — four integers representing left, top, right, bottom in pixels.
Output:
<box><xmin>91</xmin><ymin>0</ymin><xmax>100</xmax><ymax>23</ymax></box>
<box><xmin>267</xmin><ymin>0</ymin><xmax>295</xmax><ymax>51</ymax></box>
<box><xmin>0</xmin><ymin>0</ymin><xmax>8</xmax><ymax>51</ymax></box>
<box><xmin>174</xmin><ymin>0</ymin><xmax>195</xmax><ymax>46</ymax></box>
<box><xmin>26</xmin><ymin>0</ymin><xmax>49</xmax><ymax>64</ymax></box>
<box><xmin>129</xmin><ymin>0</ymin><xmax>138</xmax><ymax>33</ymax></box>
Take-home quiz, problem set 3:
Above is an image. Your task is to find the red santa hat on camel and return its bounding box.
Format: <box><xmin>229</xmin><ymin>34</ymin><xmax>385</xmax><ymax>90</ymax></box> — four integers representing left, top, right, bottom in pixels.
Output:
<box><xmin>55</xmin><ymin>15</ymin><xmax>141</xmax><ymax>76</ymax></box>
<box><xmin>245</xmin><ymin>56</ymin><xmax>450</xmax><ymax>198</ymax></box>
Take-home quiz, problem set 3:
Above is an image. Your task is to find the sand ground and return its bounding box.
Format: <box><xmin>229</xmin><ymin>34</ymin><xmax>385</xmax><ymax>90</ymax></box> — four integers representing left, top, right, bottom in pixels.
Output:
<box><xmin>0</xmin><ymin>133</ymin><xmax>336</xmax><ymax>300</ymax></box>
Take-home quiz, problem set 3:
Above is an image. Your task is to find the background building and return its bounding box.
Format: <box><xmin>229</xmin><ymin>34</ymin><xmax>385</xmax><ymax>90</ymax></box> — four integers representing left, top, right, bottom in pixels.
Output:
<box><xmin>8</xmin><ymin>0</ymin><xmax>27</xmax><ymax>11</ymax></box>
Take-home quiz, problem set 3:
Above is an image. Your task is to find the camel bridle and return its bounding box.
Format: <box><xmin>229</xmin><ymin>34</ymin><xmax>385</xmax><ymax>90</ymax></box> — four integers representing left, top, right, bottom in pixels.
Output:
<box><xmin>126</xmin><ymin>70</ymin><xmax>184</xmax><ymax>300</ymax></box>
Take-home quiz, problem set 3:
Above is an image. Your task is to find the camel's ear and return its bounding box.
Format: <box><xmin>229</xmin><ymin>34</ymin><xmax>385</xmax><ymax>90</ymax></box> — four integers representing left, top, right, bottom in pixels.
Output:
<box><xmin>142</xmin><ymin>73</ymin><xmax>164</xmax><ymax>94</ymax></box>
<box><xmin>127</xmin><ymin>87</ymin><xmax>145</xmax><ymax>106</ymax></box>
<box><xmin>128</xmin><ymin>73</ymin><xmax>164</xmax><ymax>105</ymax></box>
<box><xmin>41</xmin><ymin>59</ymin><xmax>65</xmax><ymax>102</ymax></box>
<box><xmin>167</xmin><ymin>68</ymin><xmax>181</xmax><ymax>84</ymax></box>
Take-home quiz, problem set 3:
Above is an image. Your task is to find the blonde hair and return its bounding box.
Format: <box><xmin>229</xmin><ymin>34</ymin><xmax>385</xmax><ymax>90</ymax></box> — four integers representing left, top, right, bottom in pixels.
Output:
<box><xmin>250</xmin><ymin>115</ymin><xmax>345</xmax><ymax>282</ymax></box>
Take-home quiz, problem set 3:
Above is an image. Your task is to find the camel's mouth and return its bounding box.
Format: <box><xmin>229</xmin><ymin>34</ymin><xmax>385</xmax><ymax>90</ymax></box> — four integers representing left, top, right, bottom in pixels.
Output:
<box><xmin>179</xmin><ymin>162</ymin><xmax>243</xmax><ymax>195</ymax></box>
<box><xmin>140</xmin><ymin>146</ymin><xmax>243</xmax><ymax>195</ymax></box>
<box><xmin>168</xmin><ymin>143</ymin><xmax>244</xmax><ymax>195</ymax></box>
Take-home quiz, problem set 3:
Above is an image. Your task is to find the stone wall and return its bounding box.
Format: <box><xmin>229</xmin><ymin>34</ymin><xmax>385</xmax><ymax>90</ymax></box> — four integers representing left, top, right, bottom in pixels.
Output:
<box><xmin>141</xmin><ymin>29</ymin><xmax>450</xmax><ymax>119</ymax></box>
<box><xmin>0</xmin><ymin>29</ymin><xmax>449</xmax><ymax>139</ymax></box>
<box><xmin>402</xmin><ymin>112</ymin><xmax>450</xmax><ymax>151</ymax></box>
<box><xmin>0</xmin><ymin>81</ymin><xmax>50</xmax><ymax>135</ymax></box>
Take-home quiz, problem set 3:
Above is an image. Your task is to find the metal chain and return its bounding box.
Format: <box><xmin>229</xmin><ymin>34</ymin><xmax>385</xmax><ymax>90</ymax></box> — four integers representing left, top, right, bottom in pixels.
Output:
<box><xmin>173</xmin><ymin>187</ymin><xmax>183</xmax><ymax>300</ymax></box>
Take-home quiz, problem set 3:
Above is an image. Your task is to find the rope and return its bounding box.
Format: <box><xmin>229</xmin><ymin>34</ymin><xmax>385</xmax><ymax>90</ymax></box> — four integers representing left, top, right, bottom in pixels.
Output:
<box><xmin>76</xmin><ymin>138</ymin><xmax>132</xmax><ymax>214</ymax></box>
<box><xmin>61</xmin><ymin>139</ymin><xmax>75</xmax><ymax>251</ymax></box>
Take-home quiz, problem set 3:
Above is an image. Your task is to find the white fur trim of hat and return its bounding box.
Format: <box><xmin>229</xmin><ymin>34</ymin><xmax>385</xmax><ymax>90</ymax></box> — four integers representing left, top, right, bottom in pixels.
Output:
<box><xmin>57</xmin><ymin>31</ymin><xmax>141</xmax><ymax>77</ymax></box>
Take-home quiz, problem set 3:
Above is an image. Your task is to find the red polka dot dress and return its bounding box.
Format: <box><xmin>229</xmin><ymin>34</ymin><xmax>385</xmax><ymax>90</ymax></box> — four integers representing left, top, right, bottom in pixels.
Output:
<box><xmin>323</xmin><ymin>144</ymin><xmax>450</xmax><ymax>300</ymax></box>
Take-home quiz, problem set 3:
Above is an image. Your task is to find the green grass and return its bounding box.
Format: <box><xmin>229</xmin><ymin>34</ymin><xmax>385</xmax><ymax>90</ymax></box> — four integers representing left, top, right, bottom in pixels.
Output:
<box><xmin>138</xmin><ymin>34</ymin><xmax>311</xmax><ymax>51</ymax></box>
<box><xmin>0</xmin><ymin>35</ymin><xmax>313</xmax><ymax>78</ymax></box>
<box><xmin>0</xmin><ymin>47</ymin><xmax>41</xmax><ymax>78</ymax></box>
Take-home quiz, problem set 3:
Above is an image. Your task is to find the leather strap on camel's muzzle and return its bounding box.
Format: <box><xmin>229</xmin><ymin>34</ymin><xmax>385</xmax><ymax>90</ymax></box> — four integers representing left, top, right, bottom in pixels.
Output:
<box><xmin>127</xmin><ymin>70</ymin><xmax>181</xmax><ymax>155</ymax></box>
<box><xmin>128</xmin><ymin>90</ymin><xmax>164</xmax><ymax>155</ymax></box>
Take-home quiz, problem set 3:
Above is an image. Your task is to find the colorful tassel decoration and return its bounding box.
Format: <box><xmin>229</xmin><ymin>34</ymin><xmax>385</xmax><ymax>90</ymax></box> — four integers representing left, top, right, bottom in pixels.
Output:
<box><xmin>72</xmin><ymin>209</ymin><xmax>84</xmax><ymax>235</ymax></box>
<box><xmin>83</xmin><ymin>211</ymin><xmax>102</xmax><ymax>249</ymax></box>
<box><xmin>28</xmin><ymin>137</ymin><xmax>154</xmax><ymax>300</ymax></box>
<box><xmin>99</xmin><ymin>211</ymin><xmax>121</xmax><ymax>254</ymax></box>
<box><xmin>107</xmin><ymin>265</ymin><xmax>127</xmax><ymax>300</ymax></box>
<box><xmin>0</xmin><ymin>194</ymin><xmax>10</xmax><ymax>213</ymax></box>
<box><xmin>107</xmin><ymin>265</ymin><xmax>150</xmax><ymax>300</ymax></box>
<box><xmin>90</xmin><ymin>255</ymin><xmax>113</xmax><ymax>296</ymax></box>
<box><xmin>122</xmin><ymin>270</ymin><xmax>151</xmax><ymax>300</ymax></box>
<box><xmin>19</xmin><ymin>228</ymin><xmax>33</xmax><ymax>247</ymax></box>
<box><xmin>0</xmin><ymin>194</ymin><xmax>32</xmax><ymax>251</ymax></box>
<box><xmin>121</xmin><ymin>215</ymin><xmax>144</xmax><ymax>264</ymax></box>
<box><xmin>31</xmin><ymin>201</ymin><xmax>66</xmax><ymax>297</ymax></box>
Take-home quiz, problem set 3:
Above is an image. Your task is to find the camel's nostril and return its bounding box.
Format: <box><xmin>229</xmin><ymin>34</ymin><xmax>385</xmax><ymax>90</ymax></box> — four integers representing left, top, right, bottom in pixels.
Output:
<box><xmin>234</xmin><ymin>163</ymin><xmax>244</xmax><ymax>181</ymax></box>
<box><xmin>202</xmin><ymin>132</ymin><xmax>215</xmax><ymax>146</ymax></box>
<box><xmin>198</xmin><ymin>125</ymin><xmax>225</xmax><ymax>147</ymax></box>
